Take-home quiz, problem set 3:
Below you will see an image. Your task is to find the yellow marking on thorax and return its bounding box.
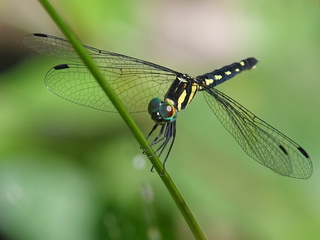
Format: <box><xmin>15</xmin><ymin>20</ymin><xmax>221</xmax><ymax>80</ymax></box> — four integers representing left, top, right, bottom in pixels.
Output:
<box><xmin>165</xmin><ymin>98</ymin><xmax>175</xmax><ymax>106</ymax></box>
<box><xmin>240</xmin><ymin>61</ymin><xmax>245</xmax><ymax>66</ymax></box>
<box><xmin>225</xmin><ymin>71</ymin><xmax>231</xmax><ymax>75</ymax></box>
<box><xmin>205</xmin><ymin>78</ymin><xmax>214</xmax><ymax>85</ymax></box>
<box><xmin>214</xmin><ymin>75</ymin><xmax>222</xmax><ymax>80</ymax></box>
<box><xmin>187</xmin><ymin>84</ymin><xmax>198</xmax><ymax>105</ymax></box>
<box><xmin>177</xmin><ymin>90</ymin><xmax>187</xmax><ymax>111</ymax></box>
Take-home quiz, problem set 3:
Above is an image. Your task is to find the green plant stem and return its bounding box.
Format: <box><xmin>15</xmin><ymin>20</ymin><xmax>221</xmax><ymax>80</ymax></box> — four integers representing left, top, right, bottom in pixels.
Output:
<box><xmin>38</xmin><ymin>0</ymin><xmax>207</xmax><ymax>239</ymax></box>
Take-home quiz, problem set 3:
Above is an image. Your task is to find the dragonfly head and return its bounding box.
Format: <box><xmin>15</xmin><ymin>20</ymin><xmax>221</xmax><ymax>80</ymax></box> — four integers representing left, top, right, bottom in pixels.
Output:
<box><xmin>148</xmin><ymin>98</ymin><xmax>177</xmax><ymax>124</ymax></box>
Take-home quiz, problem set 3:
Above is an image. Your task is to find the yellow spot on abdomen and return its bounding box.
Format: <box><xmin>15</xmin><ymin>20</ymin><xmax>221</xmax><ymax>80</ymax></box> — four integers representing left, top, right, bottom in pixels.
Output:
<box><xmin>205</xmin><ymin>78</ymin><xmax>214</xmax><ymax>85</ymax></box>
<box><xmin>225</xmin><ymin>71</ymin><xmax>231</xmax><ymax>75</ymax></box>
<box><xmin>214</xmin><ymin>75</ymin><xmax>222</xmax><ymax>80</ymax></box>
<box><xmin>240</xmin><ymin>61</ymin><xmax>245</xmax><ymax>66</ymax></box>
<box><xmin>235</xmin><ymin>68</ymin><xmax>240</xmax><ymax>72</ymax></box>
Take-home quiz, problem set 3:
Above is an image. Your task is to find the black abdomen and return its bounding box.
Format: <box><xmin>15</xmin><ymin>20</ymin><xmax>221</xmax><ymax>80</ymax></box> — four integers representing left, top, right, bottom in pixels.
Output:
<box><xmin>196</xmin><ymin>57</ymin><xmax>258</xmax><ymax>88</ymax></box>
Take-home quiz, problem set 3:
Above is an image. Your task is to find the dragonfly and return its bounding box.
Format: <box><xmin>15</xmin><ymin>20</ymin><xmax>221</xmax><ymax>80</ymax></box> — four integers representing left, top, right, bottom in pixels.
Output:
<box><xmin>23</xmin><ymin>33</ymin><xmax>313</xmax><ymax>179</ymax></box>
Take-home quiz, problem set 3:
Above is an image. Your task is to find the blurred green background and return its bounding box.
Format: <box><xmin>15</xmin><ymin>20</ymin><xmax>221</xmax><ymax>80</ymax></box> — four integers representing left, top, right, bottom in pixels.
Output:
<box><xmin>0</xmin><ymin>0</ymin><xmax>319</xmax><ymax>239</ymax></box>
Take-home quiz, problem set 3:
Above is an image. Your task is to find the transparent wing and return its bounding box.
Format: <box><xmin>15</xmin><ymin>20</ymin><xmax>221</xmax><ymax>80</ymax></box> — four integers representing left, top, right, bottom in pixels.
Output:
<box><xmin>202</xmin><ymin>87</ymin><xmax>312</xmax><ymax>178</ymax></box>
<box><xmin>23</xmin><ymin>33</ymin><xmax>180</xmax><ymax>112</ymax></box>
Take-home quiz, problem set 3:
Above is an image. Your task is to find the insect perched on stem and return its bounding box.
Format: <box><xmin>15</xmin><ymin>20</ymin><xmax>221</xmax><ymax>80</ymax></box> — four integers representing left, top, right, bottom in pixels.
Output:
<box><xmin>24</xmin><ymin>33</ymin><xmax>313</xmax><ymax>178</ymax></box>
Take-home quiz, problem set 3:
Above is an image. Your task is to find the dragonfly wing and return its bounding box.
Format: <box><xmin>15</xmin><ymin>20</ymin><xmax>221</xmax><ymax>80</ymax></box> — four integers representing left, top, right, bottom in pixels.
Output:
<box><xmin>24</xmin><ymin>34</ymin><xmax>179</xmax><ymax>112</ymax></box>
<box><xmin>45</xmin><ymin>63</ymin><xmax>176</xmax><ymax>112</ymax></box>
<box><xmin>202</xmin><ymin>87</ymin><xmax>312</xmax><ymax>178</ymax></box>
<box><xmin>23</xmin><ymin>33</ymin><xmax>181</xmax><ymax>74</ymax></box>
<box><xmin>24</xmin><ymin>33</ymin><xmax>84</xmax><ymax>62</ymax></box>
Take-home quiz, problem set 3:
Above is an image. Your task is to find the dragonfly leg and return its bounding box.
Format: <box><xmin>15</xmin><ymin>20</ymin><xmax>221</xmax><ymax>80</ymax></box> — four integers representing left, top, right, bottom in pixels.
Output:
<box><xmin>149</xmin><ymin>122</ymin><xmax>176</xmax><ymax>175</ymax></box>
<box><xmin>143</xmin><ymin>124</ymin><xmax>167</xmax><ymax>173</ymax></box>
<box><xmin>147</xmin><ymin>124</ymin><xmax>159</xmax><ymax>139</ymax></box>
<box><xmin>159</xmin><ymin>122</ymin><xmax>176</xmax><ymax>175</ymax></box>
<box><xmin>149</xmin><ymin>125</ymin><xmax>166</xmax><ymax>145</ymax></box>
<box><xmin>162</xmin><ymin>121</ymin><xmax>176</xmax><ymax>168</ymax></box>
<box><xmin>144</xmin><ymin>122</ymin><xmax>176</xmax><ymax>174</ymax></box>
<box><xmin>148</xmin><ymin>125</ymin><xmax>167</xmax><ymax>173</ymax></box>
<box><xmin>142</xmin><ymin>124</ymin><xmax>161</xmax><ymax>156</ymax></box>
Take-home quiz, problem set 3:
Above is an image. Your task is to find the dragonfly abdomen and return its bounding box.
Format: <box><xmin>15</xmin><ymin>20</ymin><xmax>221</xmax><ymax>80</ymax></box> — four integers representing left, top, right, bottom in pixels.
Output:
<box><xmin>197</xmin><ymin>57</ymin><xmax>258</xmax><ymax>88</ymax></box>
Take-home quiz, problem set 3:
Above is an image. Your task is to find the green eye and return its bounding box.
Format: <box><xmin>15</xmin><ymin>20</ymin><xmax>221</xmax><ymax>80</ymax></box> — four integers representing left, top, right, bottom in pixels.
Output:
<box><xmin>159</xmin><ymin>103</ymin><xmax>176</xmax><ymax>121</ymax></box>
<box><xmin>148</xmin><ymin>98</ymin><xmax>161</xmax><ymax>114</ymax></box>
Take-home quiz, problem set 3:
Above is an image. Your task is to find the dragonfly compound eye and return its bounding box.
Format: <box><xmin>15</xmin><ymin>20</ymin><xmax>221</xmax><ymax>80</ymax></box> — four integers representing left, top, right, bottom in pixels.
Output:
<box><xmin>148</xmin><ymin>98</ymin><xmax>162</xmax><ymax>114</ymax></box>
<box><xmin>159</xmin><ymin>103</ymin><xmax>177</xmax><ymax>121</ymax></box>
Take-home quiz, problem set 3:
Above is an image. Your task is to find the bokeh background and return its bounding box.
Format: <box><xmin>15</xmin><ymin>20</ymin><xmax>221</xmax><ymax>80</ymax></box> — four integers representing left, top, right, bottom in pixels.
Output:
<box><xmin>0</xmin><ymin>0</ymin><xmax>319</xmax><ymax>239</ymax></box>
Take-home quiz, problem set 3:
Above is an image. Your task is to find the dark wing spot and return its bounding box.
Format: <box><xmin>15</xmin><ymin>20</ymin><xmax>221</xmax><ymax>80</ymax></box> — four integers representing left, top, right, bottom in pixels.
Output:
<box><xmin>33</xmin><ymin>33</ymin><xmax>48</xmax><ymax>38</ymax></box>
<box><xmin>279</xmin><ymin>145</ymin><xmax>288</xmax><ymax>155</ymax></box>
<box><xmin>297</xmin><ymin>146</ymin><xmax>310</xmax><ymax>158</ymax></box>
<box><xmin>54</xmin><ymin>64</ymin><xmax>70</xmax><ymax>70</ymax></box>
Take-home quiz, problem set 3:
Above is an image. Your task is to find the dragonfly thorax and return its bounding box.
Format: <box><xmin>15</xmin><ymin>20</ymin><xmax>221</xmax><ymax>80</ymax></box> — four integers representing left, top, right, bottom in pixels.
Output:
<box><xmin>164</xmin><ymin>76</ymin><xmax>199</xmax><ymax>112</ymax></box>
<box><xmin>148</xmin><ymin>98</ymin><xmax>177</xmax><ymax>124</ymax></box>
